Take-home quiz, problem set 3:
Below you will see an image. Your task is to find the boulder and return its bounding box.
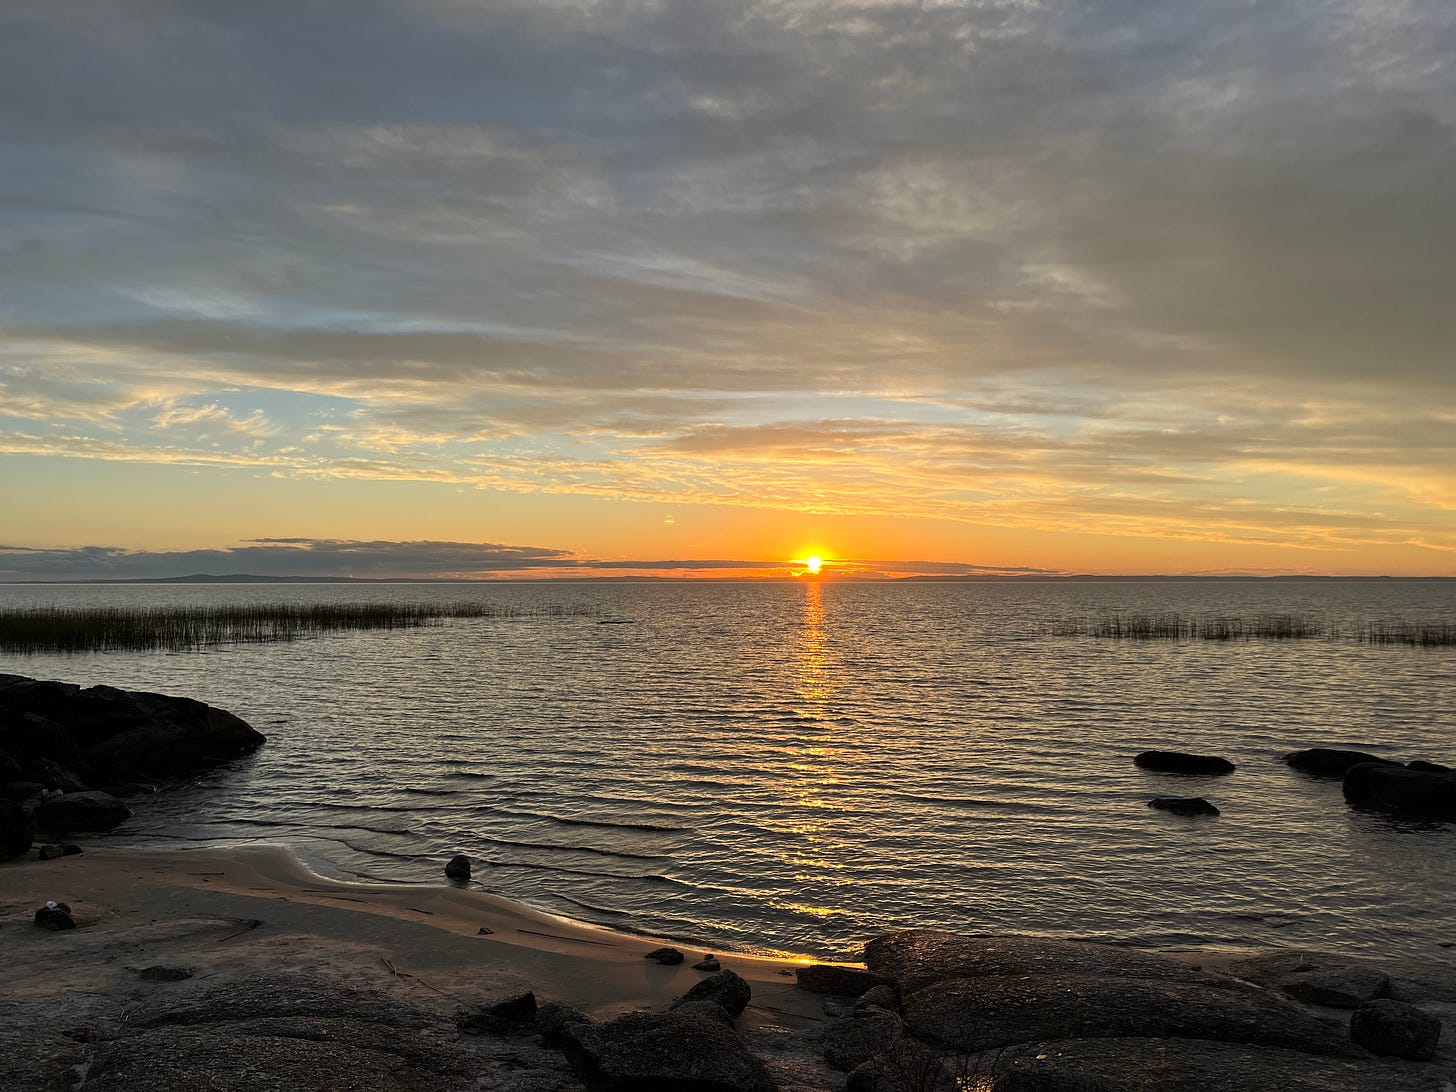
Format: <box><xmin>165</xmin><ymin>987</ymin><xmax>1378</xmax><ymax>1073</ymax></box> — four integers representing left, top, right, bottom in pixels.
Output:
<box><xmin>1349</xmin><ymin>999</ymin><xmax>1441</xmax><ymax>1061</ymax></box>
<box><xmin>0</xmin><ymin>750</ymin><xmax>20</xmax><ymax>781</ymax></box>
<box><xmin>674</xmin><ymin>999</ymin><xmax>737</xmax><ymax>1026</ymax></box>
<box><xmin>1148</xmin><ymin>797</ymin><xmax>1220</xmax><ymax>817</ymax></box>
<box><xmin>1285</xmin><ymin>748</ymin><xmax>1398</xmax><ymax>778</ymax></box>
<box><xmin>796</xmin><ymin>964</ymin><xmax>894</xmax><ymax>997</ymax></box>
<box><xmin>37</xmin><ymin>842</ymin><xmax>83</xmax><ymax>861</ymax></box>
<box><xmin>1342</xmin><ymin>763</ymin><xmax>1456</xmax><ymax>819</ymax></box>
<box><xmin>644</xmin><ymin>946</ymin><xmax>684</xmax><ymax>965</ymax></box>
<box><xmin>823</xmin><ymin>1009</ymin><xmax>904</xmax><ymax>1071</ymax></box>
<box><xmin>855</xmin><ymin>984</ymin><xmax>898</xmax><ymax>1013</ymax></box>
<box><xmin>0</xmin><ymin>781</ymin><xmax>46</xmax><ymax>803</ymax></box>
<box><xmin>34</xmin><ymin>901</ymin><xmax>76</xmax><ymax>930</ymax></box>
<box><xmin>556</xmin><ymin>1009</ymin><xmax>777</xmax><ymax>1092</ymax></box>
<box><xmin>695</xmin><ymin>955</ymin><xmax>722</xmax><ymax>972</ymax></box>
<box><xmin>900</xmin><ymin>972</ymin><xmax>1356</xmax><ymax>1056</ymax></box>
<box><xmin>845</xmin><ymin>1042</ymin><xmax>955</xmax><ymax>1092</ymax></box>
<box><xmin>862</xmin><ymin>932</ymin><xmax>1225</xmax><ymax>996</ymax></box>
<box><xmin>1281</xmin><ymin>968</ymin><xmax>1390</xmax><ymax>1008</ymax></box>
<box><xmin>671</xmin><ymin>969</ymin><xmax>752</xmax><ymax>1017</ymax></box>
<box><xmin>535</xmin><ymin>1000</ymin><xmax>592</xmax><ymax>1047</ymax></box>
<box><xmin>0</xmin><ymin>675</ymin><xmax>266</xmax><ymax>782</ymax></box>
<box><xmin>35</xmin><ymin>790</ymin><xmax>133</xmax><ymax>832</ymax></box>
<box><xmin>444</xmin><ymin>854</ymin><xmax>471</xmax><ymax>881</ymax></box>
<box><xmin>1</xmin><ymin>798</ymin><xmax>36</xmax><ymax>860</ymax></box>
<box><xmin>458</xmin><ymin>990</ymin><xmax>537</xmax><ymax>1033</ymax></box>
<box><xmin>1134</xmin><ymin>751</ymin><xmax>1235</xmax><ymax>775</ymax></box>
<box><xmin>23</xmin><ymin>756</ymin><xmax>90</xmax><ymax>792</ymax></box>
<box><xmin>991</xmin><ymin>1036</ymin><xmax>1438</xmax><ymax>1092</ymax></box>
<box><xmin>1407</xmin><ymin>759</ymin><xmax>1452</xmax><ymax>773</ymax></box>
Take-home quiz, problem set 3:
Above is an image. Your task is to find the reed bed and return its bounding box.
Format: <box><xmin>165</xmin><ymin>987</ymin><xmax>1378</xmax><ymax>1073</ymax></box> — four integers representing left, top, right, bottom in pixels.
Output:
<box><xmin>1056</xmin><ymin>611</ymin><xmax>1455</xmax><ymax>645</ymax></box>
<box><xmin>0</xmin><ymin>601</ymin><xmax>599</xmax><ymax>653</ymax></box>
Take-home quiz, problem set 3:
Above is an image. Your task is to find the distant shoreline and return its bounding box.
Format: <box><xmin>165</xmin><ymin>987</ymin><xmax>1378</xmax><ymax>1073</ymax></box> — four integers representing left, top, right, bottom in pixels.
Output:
<box><xmin>3</xmin><ymin>574</ymin><xmax>1453</xmax><ymax>586</ymax></box>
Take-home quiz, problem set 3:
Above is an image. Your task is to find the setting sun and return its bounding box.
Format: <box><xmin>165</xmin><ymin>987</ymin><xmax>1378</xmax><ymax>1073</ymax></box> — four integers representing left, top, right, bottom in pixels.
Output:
<box><xmin>805</xmin><ymin>555</ymin><xmax>823</xmax><ymax>575</ymax></box>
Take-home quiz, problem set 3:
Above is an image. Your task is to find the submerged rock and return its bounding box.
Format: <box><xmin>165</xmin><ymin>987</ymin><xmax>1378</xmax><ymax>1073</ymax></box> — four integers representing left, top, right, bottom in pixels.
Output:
<box><xmin>671</xmin><ymin>969</ymin><xmax>752</xmax><ymax>1017</ymax></box>
<box><xmin>1</xmin><ymin>798</ymin><xmax>35</xmax><ymax>861</ymax></box>
<box><xmin>1284</xmin><ymin>748</ymin><xmax>1399</xmax><ymax>778</ymax></box>
<box><xmin>1342</xmin><ymin>763</ymin><xmax>1456</xmax><ymax>819</ymax></box>
<box><xmin>1350</xmin><ymin>999</ymin><xmax>1442</xmax><ymax>1061</ymax></box>
<box><xmin>1134</xmin><ymin>751</ymin><xmax>1236</xmax><ymax>775</ymax></box>
<box><xmin>444</xmin><ymin>854</ymin><xmax>471</xmax><ymax>881</ymax></box>
<box><xmin>1148</xmin><ymin>796</ymin><xmax>1220</xmax><ymax>817</ymax></box>
<box><xmin>556</xmin><ymin>1009</ymin><xmax>776</xmax><ymax>1092</ymax></box>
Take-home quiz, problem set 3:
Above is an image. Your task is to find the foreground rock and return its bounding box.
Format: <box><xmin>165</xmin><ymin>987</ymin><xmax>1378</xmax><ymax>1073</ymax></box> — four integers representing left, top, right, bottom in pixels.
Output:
<box><xmin>1285</xmin><ymin>748</ymin><xmax>1399</xmax><ymax>777</ymax></box>
<box><xmin>557</xmin><ymin>1010</ymin><xmax>777</xmax><ymax>1092</ymax></box>
<box><xmin>899</xmin><ymin>972</ymin><xmax>1355</xmax><ymax>1056</ymax></box>
<box><xmin>671</xmin><ymin>969</ymin><xmax>752</xmax><ymax>1017</ymax></box>
<box><xmin>991</xmin><ymin>1036</ymin><xmax>1440</xmax><ymax>1092</ymax></box>
<box><xmin>1</xmin><ymin>798</ymin><xmax>35</xmax><ymax>860</ymax></box>
<box><xmin>823</xmin><ymin>1009</ymin><xmax>904</xmax><ymax>1071</ymax></box>
<box><xmin>34</xmin><ymin>790</ymin><xmax>133</xmax><ymax>832</ymax></box>
<box><xmin>1343</xmin><ymin>762</ymin><xmax>1456</xmax><ymax>819</ymax></box>
<box><xmin>1282</xmin><ymin>967</ymin><xmax>1390</xmax><ymax>1008</ymax></box>
<box><xmin>1134</xmin><ymin>751</ymin><xmax>1235</xmax><ymax>775</ymax></box>
<box><xmin>0</xmin><ymin>674</ymin><xmax>266</xmax><ymax>785</ymax></box>
<box><xmin>796</xmin><ymin>964</ymin><xmax>894</xmax><ymax>997</ymax></box>
<box><xmin>1350</xmin><ymin>999</ymin><xmax>1442</xmax><ymax>1061</ymax></box>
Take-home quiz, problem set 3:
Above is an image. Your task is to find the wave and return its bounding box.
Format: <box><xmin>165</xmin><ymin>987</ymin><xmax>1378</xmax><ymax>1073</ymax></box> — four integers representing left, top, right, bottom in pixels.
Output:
<box><xmin>474</xmin><ymin>805</ymin><xmax>688</xmax><ymax>833</ymax></box>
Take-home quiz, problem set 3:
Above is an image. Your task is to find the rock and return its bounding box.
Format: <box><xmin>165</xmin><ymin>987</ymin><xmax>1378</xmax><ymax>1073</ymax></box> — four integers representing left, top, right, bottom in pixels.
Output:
<box><xmin>1350</xmin><ymin>998</ymin><xmax>1442</xmax><ymax>1061</ymax></box>
<box><xmin>34</xmin><ymin>901</ymin><xmax>76</xmax><ymax>930</ymax></box>
<box><xmin>0</xmin><ymin>674</ymin><xmax>266</xmax><ymax>782</ymax></box>
<box><xmin>444</xmin><ymin>854</ymin><xmax>471</xmax><ymax>881</ymax></box>
<box><xmin>34</xmin><ymin>790</ymin><xmax>133</xmax><ymax>831</ymax></box>
<box><xmin>0</xmin><ymin>780</ymin><xmax>45</xmax><ymax>803</ymax></box>
<box><xmin>694</xmin><ymin>955</ymin><xmax>722</xmax><ymax>972</ymax></box>
<box><xmin>796</xmin><ymin>964</ymin><xmax>894</xmax><ymax>997</ymax></box>
<box><xmin>23</xmin><ymin>756</ymin><xmax>90</xmax><ymax>792</ymax></box>
<box><xmin>855</xmin><ymin>984</ymin><xmax>898</xmax><ymax>1013</ymax></box>
<box><xmin>459</xmin><ymin>990</ymin><xmax>538</xmax><ymax>1033</ymax></box>
<box><xmin>1407</xmin><ymin>759</ymin><xmax>1452</xmax><ymax>773</ymax></box>
<box><xmin>37</xmin><ymin>842</ymin><xmax>83</xmax><ymax>860</ymax></box>
<box><xmin>476</xmin><ymin>926</ymin><xmax>494</xmax><ymax>935</ymax></box>
<box><xmin>137</xmin><ymin>965</ymin><xmax>193</xmax><ymax>982</ymax></box>
<box><xmin>845</xmin><ymin>1042</ymin><xmax>955</xmax><ymax>1092</ymax></box>
<box><xmin>1281</xmin><ymin>967</ymin><xmax>1390</xmax><ymax>1008</ymax></box>
<box><xmin>1133</xmin><ymin>751</ymin><xmax>1235</xmax><ymax>775</ymax></box>
<box><xmin>0</xmin><ymin>750</ymin><xmax>21</xmax><ymax>781</ymax></box>
<box><xmin>823</xmin><ymin>1009</ymin><xmax>904</xmax><ymax>1071</ymax></box>
<box><xmin>556</xmin><ymin>1009</ymin><xmax>776</xmax><ymax>1092</ymax></box>
<box><xmin>1</xmin><ymin>798</ymin><xmax>35</xmax><ymax>861</ymax></box>
<box><xmin>671</xmin><ymin>969</ymin><xmax>752</xmax><ymax>1017</ymax></box>
<box><xmin>102</xmin><ymin>781</ymin><xmax>160</xmax><ymax>797</ymax></box>
<box><xmin>1148</xmin><ymin>796</ymin><xmax>1220</xmax><ymax>817</ymax></box>
<box><xmin>644</xmin><ymin>946</ymin><xmax>684</xmax><ymax>965</ymax></box>
<box><xmin>1285</xmin><ymin>748</ymin><xmax>1399</xmax><ymax>777</ymax></box>
<box><xmin>862</xmin><ymin>932</ymin><xmax>1226</xmax><ymax>996</ymax></box>
<box><xmin>1343</xmin><ymin>763</ymin><xmax>1456</xmax><ymax>819</ymax></box>
<box><xmin>673</xmin><ymin>999</ymin><xmax>737</xmax><ymax>1026</ymax></box>
<box><xmin>991</xmin><ymin>1037</ymin><xmax>1438</xmax><ymax>1092</ymax></box>
<box><xmin>535</xmin><ymin>1000</ymin><xmax>592</xmax><ymax>1047</ymax></box>
<box><xmin>901</xmin><ymin>972</ymin><xmax>1356</xmax><ymax>1056</ymax></box>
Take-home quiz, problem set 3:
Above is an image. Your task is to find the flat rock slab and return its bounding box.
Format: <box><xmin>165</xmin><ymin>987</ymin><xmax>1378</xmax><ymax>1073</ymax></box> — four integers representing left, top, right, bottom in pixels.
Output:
<box><xmin>863</xmin><ymin>932</ymin><xmax>1227</xmax><ymax>995</ymax></box>
<box><xmin>992</xmin><ymin>1036</ymin><xmax>1446</xmax><ymax>1092</ymax></box>
<box><xmin>901</xmin><ymin>972</ymin><xmax>1357</xmax><ymax>1056</ymax></box>
<box><xmin>559</xmin><ymin>1009</ymin><xmax>777</xmax><ymax>1092</ymax></box>
<box><xmin>126</xmin><ymin>973</ymin><xmax>438</xmax><ymax>1031</ymax></box>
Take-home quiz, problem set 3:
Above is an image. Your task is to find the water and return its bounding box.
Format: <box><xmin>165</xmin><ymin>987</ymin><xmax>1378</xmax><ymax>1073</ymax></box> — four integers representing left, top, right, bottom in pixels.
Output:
<box><xmin>3</xmin><ymin>579</ymin><xmax>1454</xmax><ymax>959</ymax></box>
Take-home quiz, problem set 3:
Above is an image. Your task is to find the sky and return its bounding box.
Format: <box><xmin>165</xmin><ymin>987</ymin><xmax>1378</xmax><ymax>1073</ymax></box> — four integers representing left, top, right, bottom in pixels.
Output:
<box><xmin>2</xmin><ymin>0</ymin><xmax>1454</xmax><ymax>581</ymax></box>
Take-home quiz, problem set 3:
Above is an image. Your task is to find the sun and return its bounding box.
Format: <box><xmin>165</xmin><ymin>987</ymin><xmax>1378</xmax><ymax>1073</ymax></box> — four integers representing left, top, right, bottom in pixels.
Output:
<box><xmin>804</xmin><ymin>555</ymin><xmax>823</xmax><ymax>575</ymax></box>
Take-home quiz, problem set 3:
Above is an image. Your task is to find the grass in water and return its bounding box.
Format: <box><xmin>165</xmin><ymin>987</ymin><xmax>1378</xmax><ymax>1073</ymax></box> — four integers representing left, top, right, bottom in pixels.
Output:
<box><xmin>1055</xmin><ymin>612</ymin><xmax>1455</xmax><ymax>645</ymax></box>
<box><xmin>0</xmin><ymin>601</ymin><xmax>599</xmax><ymax>653</ymax></box>
<box><xmin>1358</xmin><ymin>620</ymin><xmax>1456</xmax><ymax>647</ymax></box>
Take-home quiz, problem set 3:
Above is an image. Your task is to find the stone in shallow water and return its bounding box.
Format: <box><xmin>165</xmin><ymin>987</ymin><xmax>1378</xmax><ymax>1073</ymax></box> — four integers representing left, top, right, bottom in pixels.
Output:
<box><xmin>1285</xmin><ymin>748</ymin><xmax>1397</xmax><ymax>777</ymax></box>
<box><xmin>900</xmin><ymin>972</ymin><xmax>1356</xmax><ymax>1056</ymax></box>
<box><xmin>1134</xmin><ymin>751</ymin><xmax>1236</xmax><ymax>775</ymax></box>
<box><xmin>444</xmin><ymin>854</ymin><xmax>471</xmax><ymax>880</ymax></box>
<box><xmin>1148</xmin><ymin>796</ymin><xmax>1220</xmax><ymax>817</ymax></box>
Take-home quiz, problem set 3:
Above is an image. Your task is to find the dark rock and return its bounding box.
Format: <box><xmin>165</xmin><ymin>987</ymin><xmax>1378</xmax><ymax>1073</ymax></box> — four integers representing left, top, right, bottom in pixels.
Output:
<box><xmin>0</xmin><ymin>675</ymin><xmax>266</xmax><ymax>782</ymax></box>
<box><xmin>863</xmin><ymin>932</ymin><xmax>1226</xmax><ymax>996</ymax></box>
<box><xmin>535</xmin><ymin>1000</ymin><xmax>592</xmax><ymax>1047</ymax></box>
<box><xmin>0</xmin><ymin>750</ymin><xmax>20</xmax><ymax>781</ymax></box>
<box><xmin>1</xmin><ymin>798</ymin><xmax>35</xmax><ymax>861</ymax></box>
<box><xmin>901</xmin><ymin>972</ymin><xmax>1356</xmax><ymax>1056</ymax></box>
<box><xmin>34</xmin><ymin>901</ymin><xmax>76</xmax><ymax>930</ymax></box>
<box><xmin>35</xmin><ymin>790</ymin><xmax>133</xmax><ymax>832</ymax></box>
<box><xmin>1407</xmin><ymin>759</ymin><xmax>1452</xmax><ymax>773</ymax></box>
<box><xmin>137</xmin><ymin>965</ymin><xmax>193</xmax><ymax>982</ymax></box>
<box><xmin>38</xmin><ymin>842</ymin><xmax>83</xmax><ymax>860</ymax></box>
<box><xmin>1148</xmin><ymin>796</ymin><xmax>1220</xmax><ymax>817</ymax></box>
<box><xmin>844</xmin><ymin>1042</ymin><xmax>954</xmax><ymax>1092</ymax></box>
<box><xmin>671</xmin><ymin>969</ymin><xmax>752</xmax><ymax>1017</ymax></box>
<box><xmin>823</xmin><ymin>1009</ymin><xmax>904</xmax><ymax>1071</ymax></box>
<box><xmin>1285</xmin><ymin>748</ymin><xmax>1399</xmax><ymax>777</ymax></box>
<box><xmin>1133</xmin><ymin>751</ymin><xmax>1235</xmax><ymax>775</ymax></box>
<box><xmin>796</xmin><ymin>964</ymin><xmax>894</xmax><ymax>997</ymax></box>
<box><xmin>102</xmin><ymin>781</ymin><xmax>159</xmax><ymax>797</ymax></box>
<box><xmin>0</xmin><ymin>780</ymin><xmax>45</xmax><ymax>803</ymax></box>
<box><xmin>23</xmin><ymin>756</ymin><xmax>89</xmax><ymax>793</ymax></box>
<box><xmin>1342</xmin><ymin>763</ymin><xmax>1456</xmax><ymax>818</ymax></box>
<box><xmin>476</xmin><ymin>926</ymin><xmax>494</xmax><ymax>935</ymax></box>
<box><xmin>855</xmin><ymin>984</ymin><xmax>898</xmax><ymax>1013</ymax></box>
<box><xmin>1281</xmin><ymin>967</ymin><xmax>1390</xmax><ymax>1008</ymax></box>
<box><xmin>644</xmin><ymin>946</ymin><xmax>684</xmax><ymax>965</ymax></box>
<box><xmin>459</xmin><ymin>991</ymin><xmax>538</xmax><ymax>1033</ymax></box>
<box><xmin>444</xmin><ymin>854</ymin><xmax>471</xmax><ymax>881</ymax></box>
<box><xmin>556</xmin><ymin>1009</ymin><xmax>776</xmax><ymax>1092</ymax></box>
<box><xmin>673</xmin><ymin>999</ymin><xmax>737</xmax><ymax>1026</ymax></box>
<box><xmin>1350</xmin><ymin>998</ymin><xmax>1441</xmax><ymax>1061</ymax></box>
<box><xmin>694</xmin><ymin>955</ymin><xmax>722</xmax><ymax>972</ymax></box>
<box><xmin>991</xmin><ymin>1037</ymin><xmax>1438</xmax><ymax>1092</ymax></box>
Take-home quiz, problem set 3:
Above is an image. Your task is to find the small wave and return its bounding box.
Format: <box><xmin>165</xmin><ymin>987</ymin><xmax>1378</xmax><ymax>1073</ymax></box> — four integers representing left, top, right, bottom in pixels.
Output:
<box><xmin>473</xmin><ymin>834</ymin><xmax>670</xmax><ymax>862</ymax></box>
<box><xmin>399</xmin><ymin>787</ymin><xmax>461</xmax><ymax>797</ymax></box>
<box><xmin>477</xmin><ymin>859</ymin><xmax>688</xmax><ymax>885</ymax></box>
<box><xmin>446</xmin><ymin>771</ymin><xmax>495</xmax><ymax>780</ymax></box>
<box><xmin>553</xmin><ymin>893</ymin><xmax>636</xmax><ymax>917</ymax></box>
<box><xmin>476</xmin><ymin>805</ymin><xmax>687</xmax><ymax>833</ymax></box>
